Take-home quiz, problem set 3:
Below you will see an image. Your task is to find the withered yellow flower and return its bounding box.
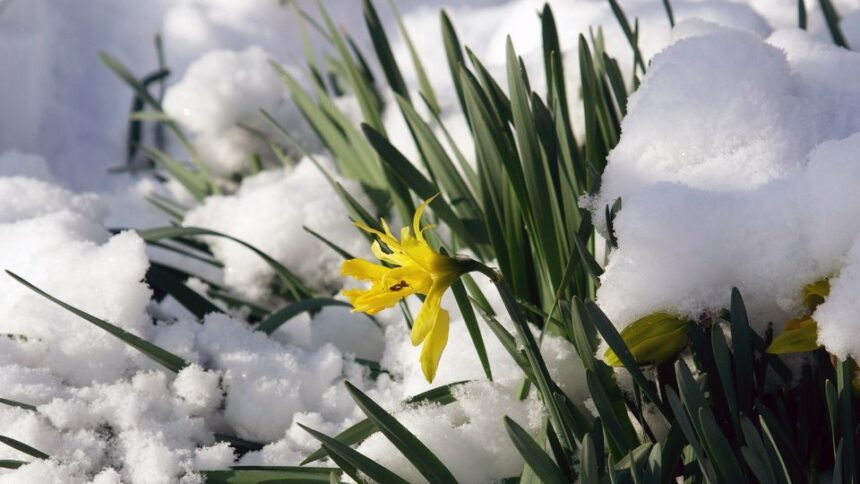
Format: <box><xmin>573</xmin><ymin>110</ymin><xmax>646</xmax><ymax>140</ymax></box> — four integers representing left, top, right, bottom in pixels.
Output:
<box><xmin>341</xmin><ymin>197</ymin><xmax>463</xmax><ymax>382</ymax></box>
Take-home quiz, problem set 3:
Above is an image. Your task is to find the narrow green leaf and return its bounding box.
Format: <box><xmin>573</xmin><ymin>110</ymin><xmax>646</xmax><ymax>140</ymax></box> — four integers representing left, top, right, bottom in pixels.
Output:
<box><xmin>798</xmin><ymin>0</ymin><xmax>807</xmax><ymax>29</ymax></box>
<box><xmin>697</xmin><ymin>408</ymin><xmax>744</xmax><ymax>482</ymax></box>
<box><xmin>440</xmin><ymin>11</ymin><xmax>468</xmax><ymax>122</ymax></box>
<box><xmin>0</xmin><ymin>435</ymin><xmax>49</xmax><ymax>460</ymax></box>
<box><xmin>818</xmin><ymin>0</ymin><xmax>850</xmax><ymax>48</ymax></box>
<box><xmin>257</xmin><ymin>298</ymin><xmax>351</xmax><ymax>335</ymax></box>
<box><xmin>361</xmin><ymin>122</ymin><xmax>483</xmax><ymax>253</ymax></box>
<box><xmin>140</xmin><ymin>145</ymin><xmax>210</xmax><ymax>201</ymax></box>
<box><xmin>504</xmin><ymin>417</ymin><xmax>567</xmax><ymax>484</ymax></box>
<box><xmin>146</xmin><ymin>263</ymin><xmax>223</xmax><ymax>320</ymax></box>
<box><xmin>299</xmin><ymin>424</ymin><xmax>409</xmax><ymax>484</ymax></box>
<box><xmin>494</xmin><ymin>280</ymin><xmax>577</xmax><ymax>453</ymax></box>
<box><xmin>586</xmin><ymin>369</ymin><xmax>634</xmax><ymax>457</ymax></box>
<box><xmin>303</xmin><ymin>226</ymin><xmax>356</xmax><ymax>260</ymax></box>
<box><xmin>302</xmin><ymin>382</ymin><xmax>467</xmax><ymax>465</ymax></box>
<box><xmin>710</xmin><ymin>325</ymin><xmax>739</xmax><ymax>436</ymax></box>
<box><xmin>740</xmin><ymin>417</ymin><xmax>779</xmax><ymax>484</ymax></box>
<box><xmin>363</xmin><ymin>0</ymin><xmax>409</xmax><ymax>99</ymax></box>
<box><xmin>451</xmin><ymin>280</ymin><xmax>492</xmax><ymax>380</ymax></box>
<box><xmin>387</xmin><ymin>0</ymin><xmax>440</xmax><ymax>113</ymax></box>
<box><xmin>202</xmin><ymin>466</ymin><xmax>339</xmax><ymax>484</ymax></box>
<box><xmin>730</xmin><ymin>288</ymin><xmax>754</xmax><ymax>416</ymax></box>
<box><xmin>0</xmin><ymin>398</ymin><xmax>36</xmax><ymax>412</ymax></box>
<box><xmin>344</xmin><ymin>381</ymin><xmax>458</xmax><ymax>483</ymax></box>
<box><xmin>605</xmin><ymin>0</ymin><xmax>646</xmax><ymax>74</ymax></box>
<box><xmin>664</xmin><ymin>388</ymin><xmax>716</xmax><ymax>482</ymax></box>
<box><xmin>138</xmin><ymin>226</ymin><xmax>312</xmax><ymax>300</ymax></box>
<box><xmin>585</xmin><ymin>301</ymin><xmax>668</xmax><ymax>422</ymax></box>
<box><xmin>6</xmin><ymin>271</ymin><xmax>189</xmax><ymax>373</ymax></box>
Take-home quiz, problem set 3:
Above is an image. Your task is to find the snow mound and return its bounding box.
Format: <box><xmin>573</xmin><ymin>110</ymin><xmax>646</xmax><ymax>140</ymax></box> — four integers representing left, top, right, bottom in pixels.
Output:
<box><xmin>163</xmin><ymin>47</ymin><xmax>318</xmax><ymax>178</ymax></box>
<box><xmin>182</xmin><ymin>156</ymin><xmax>370</xmax><ymax>300</ymax></box>
<box><xmin>594</xmin><ymin>28</ymin><xmax>860</xmax><ymax>335</ymax></box>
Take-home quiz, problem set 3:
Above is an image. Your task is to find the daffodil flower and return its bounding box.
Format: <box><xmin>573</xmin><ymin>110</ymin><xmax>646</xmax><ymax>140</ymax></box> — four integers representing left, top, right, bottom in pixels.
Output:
<box><xmin>604</xmin><ymin>312</ymin><xmax>688</xmax><ymax>367</ymax></box>
<box><xmin>341</xmin><ymin>197</ymin><xmax>464</xmax><ymax>382</ymax></box>
<box><xmin>767</xmin><ymin>279</ymin><xmax>829</xmax><ymax>354</ymax></box>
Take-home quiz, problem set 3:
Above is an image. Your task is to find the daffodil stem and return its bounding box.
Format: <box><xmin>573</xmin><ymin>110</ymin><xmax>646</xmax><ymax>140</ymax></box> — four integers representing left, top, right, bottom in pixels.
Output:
<box><xmin>457</xmin><ymin>257</ymin><xmax>502</xmax><ymax>283</ymax></box>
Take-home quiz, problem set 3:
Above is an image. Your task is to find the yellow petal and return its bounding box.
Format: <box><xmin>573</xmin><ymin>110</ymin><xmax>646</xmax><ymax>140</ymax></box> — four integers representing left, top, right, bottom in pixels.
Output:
<box><xmin>411</xmin><ymin>282</ymin><xmax>447</xmax><ymax>345</ymax></box>
<box><xmin>341</xmin><ymin>259</ymin><xmax>388</xmax><ymax>281</ymax></box>
<box><xmin>355</xmin><ymin>221</ymin><xmax>401</xmax><ymax>251</ymax></box>
<box><xmin>419</xmin><ymin>309</ymin><xmax>449</xmax><ymax>383</ymax></box>
<box><xmin>802</xmin><ymin>279</ymin><xmax>830</xmax><ymax>312</ymax></box>
<box><xmin>604</xmin><ymin>313</ymin><xmax>688</xmax><ymax>367</ymax></box>
<box><xmin>767</xmin><ymin>317</ymin><xmax>820</xmax><ymax>354</ymax></box>
<box><xmin>343</xmin><ymin>283</ymin><xmax>411</xmax><ymax>314</ymax></box>
<box><xmin>371</xmin><ymin>240</ymin><xmax>408</xmax><ymax>266</ymax></box>
<box><xmin>412</xmin><ymin>195</ymin><xmax>439</xmax><ymax>243</ymax></box>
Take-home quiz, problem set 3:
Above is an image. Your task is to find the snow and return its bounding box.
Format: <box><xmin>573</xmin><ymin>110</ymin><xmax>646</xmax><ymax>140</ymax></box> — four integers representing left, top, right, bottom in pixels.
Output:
<box><xmin>162</xmin><ymin>47</ymin><xmax>319</xmax><ymax>179</ymax></box>
<box><xmin>3</xmin><ymin>0</ymin><xmax>860</xmax><ymax>481</ymax></box>
<box><xmin>593</xmin><ymin>27</ymin><xmax>860</xmax><ymax>337</ymax></box>
<box><xmin>182</xmin><ymin>156</ymin><xmax>371</xmax><ymax>300</ymax></box>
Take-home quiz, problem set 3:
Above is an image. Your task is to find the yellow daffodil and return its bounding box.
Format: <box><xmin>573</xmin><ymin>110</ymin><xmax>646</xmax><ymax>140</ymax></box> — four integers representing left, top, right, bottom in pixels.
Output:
<box><xmin>341</xmin><ymin>197</ymin><xmax>464</xmax><ymax>383</ymax></box>
<box><xmin>604</xmin><ymin>312</ymin><xmax>688</xmax><ymax>367</ymax></box>
<box><xmin>767</xmin><ymin>278</ymin><xmax>829</xmax><ymax>354</ymax></box>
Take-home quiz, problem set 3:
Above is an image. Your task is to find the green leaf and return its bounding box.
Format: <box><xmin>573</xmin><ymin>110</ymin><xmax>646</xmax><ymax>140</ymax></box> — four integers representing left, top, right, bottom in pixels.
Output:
<box><xmin>138</xmin><ymin>226</ymin><xmax>312</xmax><ymax>300</ymax></box>
<box><xmin>740</xmin><ymin>417</ymin><xmax>779</xmax><ymax>484</ymax></box>
<box><xmin>730</xmin><ymin>288</ymin><xmax>754</xmax><ymax>416</ymax></box>
<box><xmin>344</xmin><ymin>381</ymin><xmax>458</xmax><ymax>483</ymax></box>
<box><xmin>710</xmin><ymin>324</ymin><xmax>739</xmax><ymax>436</ymax></box>
<box><xmin>0</xmin><ymin>398</ymin><xmax>36</xmax><ymax>412</ymax></box>
<box><xmin>386</xmin><ymin>0</ymin><xmax>440</xmax><ymax>114</ymax></box>
<box><xmin>0</xmin><ymin>435</ymin><xmax>49</xmax><ymax>460</ymax></box>
<box><xmin>362</xmin><ymin>0</ymin><xmax>409</xmax><ymax>100</ymax></box>
<box><xmin>302</xmin><ymin>381</ymin><xmax>468</xmax><ymax>464</ymax></box>
<box><xmin>440</xmin><ymin>10</ymin><xmax>468</xmax><ymax>122</ymax></box>
<box><xmin>697</xmin><ymin>408</ymin><xmax>744</xmax><ymax>482</ymax></box>
<box><xmin>664</xmin><ymin>388</ymin><xmax>716</xmax><ymax>482</ymax></box>
<box><xmin>606</xmin><ymin>0</ymin><xmax>646</xmax><ymax>74</ymax></box>
<box><xmin>451</xmin><ymin>279</ymin><xmax>492</xmax><ymax>380</ymax></box>
<box><xmin>140</xmin><ymin>145</ymin><xmax>211</xmax><ymax>201</ymax></box>
<box><xmin>202</xmin><ymin>466</ymin><xmax>340</xmax><ymax>484</ymax></box>
<box><xmin>818</xmin><ymin>0</ymin><xmax>850</xmax><ymax>48</ymax></box>
<box><xmin>302</xmin><ymin>226</ymin><xmax>356</xmax><ymax>260</ymax></box>
<box><xmin>6</xmin><ymin>271</ymin><xmax>189</xmax><ymax>373</ymax></box>
<box><xmin>299</xmin><ymin>424</ymin><xmax>409</xmax><ymax>484</ymax></box>
<box><xmin>361</xmin><ymin>122</ymin><xmax>484</xmax><ymax>254</ymax></box>
<box><xmin>257</xmin><ymin>298</ymin><xmax>352</xmax><ymax>335</ymax></box>
<box><xmin>578</xmin><ymin>433</ymin><xmax>600</xmax><ymax>483</ymax></box>
<box><xmin>504</xmin><ymin>417</ymin><xmax>568</xmax><ymax>484</ymax></box>
<box><xmin>0</xmin><ymin>460</ymin><xmax>26</xmax><ymax>470</ymax></box>
<box><xmin>146</xmin><ymin>263</ymin><xmax>223</xmax><ymax>320</ymax></box>
<box><xmin>494</xmin><ymin>280</ymin><xmax>577</xmax><ymax>454</ymax></box>
<box><xmin>585</xmin><ymin>301</ymin><xmax>669</xmax><ymax>422</ymax></box>
<box><xmin>586</xmin><ymin>369</ymin><xmax>635</xmax><ymax>457</ymax></box>
<box><xmin>798</xmin><ymin>0</ymin><xmax>808</xmax><ymax>29</ymax></box>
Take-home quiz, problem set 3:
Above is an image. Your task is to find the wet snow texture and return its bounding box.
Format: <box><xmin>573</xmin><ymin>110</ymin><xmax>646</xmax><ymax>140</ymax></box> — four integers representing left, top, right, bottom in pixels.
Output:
<box><xmin>2</xmin><ymin>0</ymin><xmax>860</xmax><ymax>482</ymax></box>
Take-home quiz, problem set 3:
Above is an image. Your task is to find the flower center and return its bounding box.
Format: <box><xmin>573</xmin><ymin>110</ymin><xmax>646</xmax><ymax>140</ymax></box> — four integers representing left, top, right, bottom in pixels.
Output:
<box><xmin>389</xmin><ymin>280</ymin><xmax>410</xmax><ymax>292</ymax></box>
